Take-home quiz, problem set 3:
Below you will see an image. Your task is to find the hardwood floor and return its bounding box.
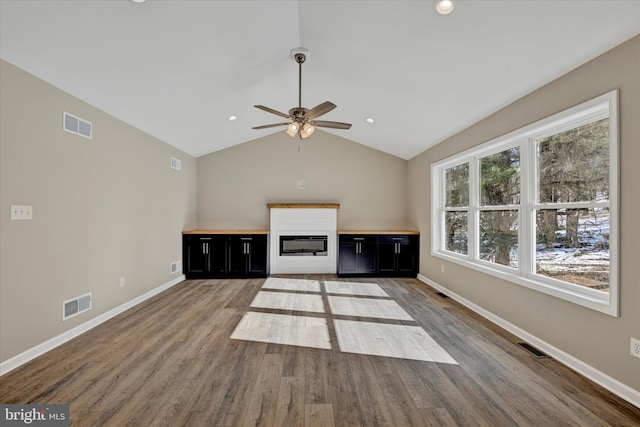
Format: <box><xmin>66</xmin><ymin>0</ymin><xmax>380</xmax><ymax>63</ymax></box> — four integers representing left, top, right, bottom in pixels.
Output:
<box><xmin>1</xmin><ymin>276</ymin><xmax>639</xmax><ymax>426</ymax></box>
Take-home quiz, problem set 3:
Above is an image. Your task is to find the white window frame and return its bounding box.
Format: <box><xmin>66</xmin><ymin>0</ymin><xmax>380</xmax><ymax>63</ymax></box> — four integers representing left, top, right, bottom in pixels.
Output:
<box><xmin>431</xmin><ymin>90</ymin><xmax>619</xmax><ymax>316</ymax></box>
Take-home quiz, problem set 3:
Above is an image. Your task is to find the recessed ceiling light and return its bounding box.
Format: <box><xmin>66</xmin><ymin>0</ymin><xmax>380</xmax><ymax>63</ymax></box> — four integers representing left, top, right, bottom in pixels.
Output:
<box><xmin>228</xmin><ymin>115</ymin><xmax>238</xmax><ymax>121</ymax></box>
<box><xmin>131</xmin><ymin>0</ymin><xmax>146</xmax><ymax>3</ymax></box>
<box><xmin>435</xmin><ymin>0</ymin><xmax>455</xmax><ymax>15</ymax></box>
<box><xmin>365</xmin><ymin>118</ymin><xmax>375</xmax><ymax>124</ymax></box>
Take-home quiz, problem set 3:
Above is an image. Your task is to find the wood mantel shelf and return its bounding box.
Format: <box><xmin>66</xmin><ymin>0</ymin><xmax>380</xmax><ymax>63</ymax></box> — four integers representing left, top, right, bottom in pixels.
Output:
<box><xmin>267</xmin><ymin>203</ymin><xmax>340</xmax><ymax>209</ymax></box>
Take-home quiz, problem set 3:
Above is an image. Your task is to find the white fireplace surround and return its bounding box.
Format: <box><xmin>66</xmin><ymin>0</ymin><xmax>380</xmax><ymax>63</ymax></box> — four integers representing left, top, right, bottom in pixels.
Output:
<box><xmin>270</xmin><ymin>207</ymin><xmax>337</xmax><ymax>274</ymax></box>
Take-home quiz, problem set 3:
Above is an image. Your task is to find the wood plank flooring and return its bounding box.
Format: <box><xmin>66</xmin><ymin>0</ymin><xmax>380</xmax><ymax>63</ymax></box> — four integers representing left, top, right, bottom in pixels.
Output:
<box><xmin>1</xmin><ymin>275</ymin><xmax>639</xmax><ymax>426</ymax></box>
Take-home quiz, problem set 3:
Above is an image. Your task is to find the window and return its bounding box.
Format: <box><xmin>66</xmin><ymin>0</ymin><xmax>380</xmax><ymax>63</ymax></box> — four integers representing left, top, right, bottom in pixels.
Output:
<box><xmin>431</xmin><ymin>91</ymin><xmax>618</xmax><ymax>316</ymax></box>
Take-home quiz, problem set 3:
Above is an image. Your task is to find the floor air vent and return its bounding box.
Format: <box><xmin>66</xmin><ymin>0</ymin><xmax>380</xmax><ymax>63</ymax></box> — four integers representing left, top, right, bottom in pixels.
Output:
<box><xmin>517</xmin><ymin>342</ymin><xmax>549</xmax><ymax>358</ymax></box>
<box><xmin>63</xmin><ymin>111</ymin><xmax>92</xmax><ymax>139</ymax></box>
<box><xmin>63</xmin><ymin>292</ymin><xmax>92</xmax><ymax>321</ymax></box>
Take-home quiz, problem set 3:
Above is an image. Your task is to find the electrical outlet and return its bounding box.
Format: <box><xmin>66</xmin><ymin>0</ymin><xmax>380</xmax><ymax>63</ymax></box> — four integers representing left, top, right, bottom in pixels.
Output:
<box><xmin>119</xmin><ymin>277</ymin><xmax>126</xmax><ymax>288</ymax></box>
<box><xmin>11</xmin><ymin>205</ymin><xmax>32</xmax><ymax>220</ymax></box>
<box><xmin>296</xmin><ymin>179</ymin><xmax>305</xmax><ymax>190</ymax></box>
<box><xmin>631</xmin><ymin>337</ymin><xmax>640</xmax><ymax>359</ymax></box>
<box><xmin>441</xmin><ymin>264</ymin><xmax>445</xmax><ymax>273</ymax></box>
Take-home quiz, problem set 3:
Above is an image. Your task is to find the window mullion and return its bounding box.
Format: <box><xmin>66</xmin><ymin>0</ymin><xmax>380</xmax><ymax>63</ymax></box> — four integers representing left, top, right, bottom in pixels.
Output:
<box><xmin>468</xmin><ymin>156</ymin><xmax>479</xmax><ymax>261</ymax></box>
<box><xmin>520</xmin><ymin>138</ymin><xmax>535</xmax><ymax>278</ymax></box>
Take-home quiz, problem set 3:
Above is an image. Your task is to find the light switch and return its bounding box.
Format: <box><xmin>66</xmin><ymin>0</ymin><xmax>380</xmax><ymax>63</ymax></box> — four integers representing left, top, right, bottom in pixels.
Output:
<box><xmin>11</xmin><ymin>205</ymin><xmax>32</xmax><ymax>220</ymax></box>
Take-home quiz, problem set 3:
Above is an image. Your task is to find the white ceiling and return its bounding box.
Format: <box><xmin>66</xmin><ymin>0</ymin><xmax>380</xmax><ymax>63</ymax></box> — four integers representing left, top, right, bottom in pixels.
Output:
<box><xmin>1</xmin><ymin>1</ymin><xmax>639</xmax><ymax>160</ymax></box>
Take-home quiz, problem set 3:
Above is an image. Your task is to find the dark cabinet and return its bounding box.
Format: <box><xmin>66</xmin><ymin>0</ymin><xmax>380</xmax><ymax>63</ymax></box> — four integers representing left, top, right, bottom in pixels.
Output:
<box><xmin>338</xmin><ymin>235</ymin><xmax>378</xmax><ymax>276</ymax></box>
<box><xmin>227</xmin><ymin>235</ymin><xmax>268</xmax><ymax>277</ymax></box>
<box><xmin>338</xmin><ymin>233</ymin><xmax>419</xmax><ymax>278</ymax></box>
<box><xmin>183</xmin><ymin>232</ymin><xmax>268</xmax><ymax>279</ymax></box>
<box><xmin>183</xmin><ymin>234</ymin><xmax>226</xmax><ymax>278</ymax></box>
<box><xmin>378</xmin><ymin>235</ymin><xmax>418</xmax><ymax>276</ymax></box>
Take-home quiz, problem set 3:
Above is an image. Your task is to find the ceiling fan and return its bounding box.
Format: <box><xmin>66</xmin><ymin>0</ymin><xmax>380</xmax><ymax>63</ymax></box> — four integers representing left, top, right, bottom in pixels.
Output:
<box><xmin>252</xmin><ymin>51</ymin><xmax>352</xmax><ymax>139</ymax></box>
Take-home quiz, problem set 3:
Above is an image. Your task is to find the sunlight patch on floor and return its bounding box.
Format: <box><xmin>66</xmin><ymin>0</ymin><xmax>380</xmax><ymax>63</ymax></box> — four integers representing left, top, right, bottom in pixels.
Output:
<box><xmin>334</xmin><ymin>319</ymin><xmax>458</xmax><ymax>364</ymax></box>
<box><xmin>327</xmin><ymin>296</ymin><xmax>413</xmax><ymax>321</ymax></box>
<box><xmin>230</xmin><ymin>312</ymin><xmax>331</xmax><ymax>349</ymax></box>
<box><xmin>250</xmin><ymin>291</ymin><xmax>325</xmax><ymax>313</ymax></box>
<box><xmin>230</xmin><ymin>278</ymin><xmax>457</xmax><ymax>364</ymax></box>
<box><xmin>262</xmin><ymin>277</ymin><xmax>322</xmax><ymax>293</ymax></box>
<box><xmin>323</xmin><ymin>280</ymin><xmax>389</xmax><ymax>297</ymax></box>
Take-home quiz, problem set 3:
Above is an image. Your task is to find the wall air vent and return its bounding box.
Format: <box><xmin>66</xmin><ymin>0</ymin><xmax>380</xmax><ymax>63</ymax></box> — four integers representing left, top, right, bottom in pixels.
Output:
<box><xmin>63</xmin><ymin>111</ymin><xmax>92</xmax><ymax>139</ymax></box>
<box><xmin>63</xmin><ymin>292</ymin><xmax>92</xmax><ymax>321</ymax></box>
<box><xmin>170</xmin><ymin>260</ymin><xmax>182</xmax><ymax>274</ymax></box>
<box><xmin>170</xmin><ymin>157</ymin><xmax>182</xmax><ymax>171</ymax></box>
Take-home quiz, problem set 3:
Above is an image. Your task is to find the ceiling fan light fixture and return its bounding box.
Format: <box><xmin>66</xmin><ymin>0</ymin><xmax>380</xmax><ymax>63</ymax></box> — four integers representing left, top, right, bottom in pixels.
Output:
<box><xmin>435</xmin><ymin>0</ymin><xmax>455</xmax><ymax>15</ymax></box>
<box><xmin>286</xmin><ymin>122</ymin><xmax>299</xmax><ymax>138</ymax></box>
<box><xmin>301</xmin><ymin>123</ymin><xmax>315</xmax><ymax>139</ymax></box>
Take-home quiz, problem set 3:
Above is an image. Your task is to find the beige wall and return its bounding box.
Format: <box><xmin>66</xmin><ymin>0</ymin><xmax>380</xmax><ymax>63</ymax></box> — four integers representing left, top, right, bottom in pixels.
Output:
<box><xmin>0</xmin><ymin>60</ymin><xmax>197</xmax><ymax>363</ymax></box>
<box><xmin>408</xmin><ymin>35</ymin><xmax>640</xmax><ymax>392</ymax></box>
<box><xmin>197</xmin><ymin>130</ymin><xmax>408</xmax><ymax>230</ymax></box>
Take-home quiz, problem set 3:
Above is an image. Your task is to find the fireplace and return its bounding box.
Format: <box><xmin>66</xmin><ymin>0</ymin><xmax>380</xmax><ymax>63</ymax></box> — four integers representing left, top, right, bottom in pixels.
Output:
<box><xmin>280</xmin><ymin>235</ymin><xmax>328</xmax><ymax>256</ymax></box>
<box><xmin>269</xmin><ymin>204</ymin><xmax>338</xmax><ymax>274</ymax></box>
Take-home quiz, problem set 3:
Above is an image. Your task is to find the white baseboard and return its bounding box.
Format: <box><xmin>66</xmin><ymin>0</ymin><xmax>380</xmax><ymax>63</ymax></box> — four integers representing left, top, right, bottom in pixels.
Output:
<box><xmin>0</xmin><ymin>275</ymin><xmax>185</xmax><ymax>376</ymax></box>
<box><xmin>417</xmin><ymin>274</ymin><xmax>640</xmax><ymax>409</ymax></box>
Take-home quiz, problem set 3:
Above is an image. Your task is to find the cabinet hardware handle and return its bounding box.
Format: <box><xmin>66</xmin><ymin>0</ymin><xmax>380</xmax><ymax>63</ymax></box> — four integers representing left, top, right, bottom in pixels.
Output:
<box><xmin>354</xmin><ymin>237</ymin><xmax>364</xmax><ymax>241</ymax></box>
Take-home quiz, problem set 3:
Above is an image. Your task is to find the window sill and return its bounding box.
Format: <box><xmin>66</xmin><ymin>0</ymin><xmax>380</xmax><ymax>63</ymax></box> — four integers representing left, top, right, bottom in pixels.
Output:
<box><xmin>432</xmin><ymin>251</ymin><xmax>618</xmax><ymax>317</ymax></box>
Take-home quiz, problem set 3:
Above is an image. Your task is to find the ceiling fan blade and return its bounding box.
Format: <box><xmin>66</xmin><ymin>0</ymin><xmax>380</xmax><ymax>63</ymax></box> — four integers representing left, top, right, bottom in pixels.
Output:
<box><xmin>252</xmin><ymin>122</ymin><xmax>290</xmax><ymax>130</ymax></box>
<box><xmin>311</xmin><ymin>120</ymin><xmax>352</xmax><ymax>130</ymax></box>
<box><xmin>304</xmin><ymin>101</ymin><xmax>337</xmax><ymax>120</ymax></box>
<box><xmin>254</xmin><ymin>105</ymin><xmax>291</xmax><ymax>119</ymax></box>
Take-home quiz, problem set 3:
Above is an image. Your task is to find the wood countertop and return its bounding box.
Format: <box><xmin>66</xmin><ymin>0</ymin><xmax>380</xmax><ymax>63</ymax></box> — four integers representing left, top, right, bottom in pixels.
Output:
<box><xmin>337</xmin><ymin>230</ymin><xmax>420</xmax><ymax>235</ymax></box>
<box><xmin>184</xmin><ymin>229</ymin><xmax>418</xmax><ymax>235</ymax></box>
<box><xmin>182</xmin><ymin>230</ymin><xmax>270</xmax><ymax>235</ymax></box>
<box><xmin>267</xmin><ymin>203</ymin><xmax>340</xmax><ymax>209</ymax></box>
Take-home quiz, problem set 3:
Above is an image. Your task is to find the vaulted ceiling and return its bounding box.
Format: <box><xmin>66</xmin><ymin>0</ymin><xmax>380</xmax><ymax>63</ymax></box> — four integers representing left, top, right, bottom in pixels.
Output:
<box><xmin>1</xmin><ymin>1</ymin><xmax>639</xmax><ymax>159</ymax></box>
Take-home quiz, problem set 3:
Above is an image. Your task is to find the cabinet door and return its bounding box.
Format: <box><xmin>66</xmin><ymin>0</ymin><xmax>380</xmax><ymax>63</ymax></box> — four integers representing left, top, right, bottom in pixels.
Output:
<box><xmin>338</xmin><ymin>236</ymin><xmax>377</xmax><ymax>275</ymax></box>
<box><xmin>184</xmin><ymin>236</ymin><xmax>211</xmax><ymax>276</ymax></box>
<box><xmin>397</xmin><ymin>237</ymin><xmax>418</xmax><ymax>275</ymax></box>
<box><xmin>247</xmin><ymin>236</ymin><xmax>268</xmax><ymax>275</ymax></box>
<box><xmin>358</xmin><ymin>240</ymin><xmax>378</xmax><ymax>274</ymax></box>
<box><xmin>338</xmin><ymin>240</ymin><xmax>359</xmax><ymax>275</ymax></box>
<box><xmin>227</xmin><ymin>236</ymin><xmax>249</xmax><ymax>276</ymax></box>
<box><xmin>208</xmin><ymin>235</ymin><xmax>227</xmax><ymax>276</ymax></box>
<box><xmin>378</xmin><ymin>235</ymin><xmax>417</xmax><ymax>276</ymax></box>
<box><xmin>377</xmin><ymin>239</ymin><xmax>398</xmax><ymax>274</ymax></box>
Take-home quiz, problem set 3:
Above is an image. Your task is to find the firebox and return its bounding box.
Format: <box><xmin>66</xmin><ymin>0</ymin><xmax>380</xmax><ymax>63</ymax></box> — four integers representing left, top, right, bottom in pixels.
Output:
<box><xmin>280</xmin><ymin>235</ymin><xmax>328</xmax><ymax>256</ymax></box>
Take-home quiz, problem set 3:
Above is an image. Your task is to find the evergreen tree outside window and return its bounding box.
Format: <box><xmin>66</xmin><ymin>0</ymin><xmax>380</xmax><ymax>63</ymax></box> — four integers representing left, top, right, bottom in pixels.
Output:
<box><xmin>431</xmin><ymin>91</ymin><xmax>618</xmax><ymax>316</ymax></box>
<box><xmin>444</xmin><ymin>163</ymin><xmax>469</xmax><ymax>254</ymax></box>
